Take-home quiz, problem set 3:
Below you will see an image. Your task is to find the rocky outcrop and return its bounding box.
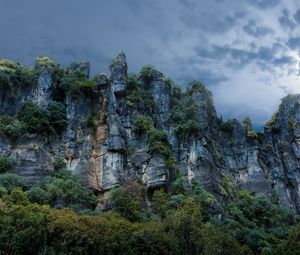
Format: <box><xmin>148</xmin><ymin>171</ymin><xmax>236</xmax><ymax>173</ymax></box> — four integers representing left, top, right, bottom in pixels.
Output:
<box><xmin>2</xmin><ymin>53</ymin><xmax>300</xmax><ymax>212</ymax></box>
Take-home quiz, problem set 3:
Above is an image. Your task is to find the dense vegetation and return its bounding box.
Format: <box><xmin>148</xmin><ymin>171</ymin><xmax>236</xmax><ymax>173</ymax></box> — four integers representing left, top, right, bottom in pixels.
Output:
<box><xmin>0</xmin><ymin>101</ymin><xmax>67</xmax><ymax>138</ymax></box>
<box><xmin>0</xmin><ymin>58</ymin><xmax>297</xmax><ymax>254</ymax></box>
<box><xmin>0</xmin><ymin>163</ymin><xmax>297</xmax><ymax>255</ymax></box>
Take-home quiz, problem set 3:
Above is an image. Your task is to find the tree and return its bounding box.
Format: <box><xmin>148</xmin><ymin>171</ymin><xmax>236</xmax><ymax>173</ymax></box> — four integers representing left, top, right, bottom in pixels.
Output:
<box><xmin>152</xmin><ymin>189</ymin><xmax>169</xmax><ymax>218</ymax></box>
<box><xmin>111</xmin><ymin>181</ymin><xmax>145</xmax><ymax>222</ymax></box>
<box><xmin>167</xmin><ymin>198</ymin><xmax>203</xmax><ymax>255</ymax></box>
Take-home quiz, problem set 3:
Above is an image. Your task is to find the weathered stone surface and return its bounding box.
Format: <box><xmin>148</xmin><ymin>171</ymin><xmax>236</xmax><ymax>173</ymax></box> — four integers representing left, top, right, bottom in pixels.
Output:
<box><xmin>109</xmin><ymin>52</ymin><xmax>127</xmax><ymax>95</ymax></box>
<box><xmin>10</xmin><ymin>143</ymin><xmax>54</xmax><ymax>186</ymax></box>
<box><xmin>142</xmin><ymin>153</ymin><xmax>169</xmax><ymax>189</ymax></box>
<box><xmin>3</xmin><ymin>54</ymin><xmax>300</xmax><ymax>213</ymax></box>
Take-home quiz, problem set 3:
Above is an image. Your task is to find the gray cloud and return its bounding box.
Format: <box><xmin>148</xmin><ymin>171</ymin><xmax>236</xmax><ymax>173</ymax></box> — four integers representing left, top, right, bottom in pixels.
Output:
<box><xmin>288</xmin><ymin>37</ymin><xmax>300</xmax><ymax>50</ymax></box>
<box><xmin>294</xmin><ymin>9</ymin><xmax>300</xmax><ymax>24</ymax></box>
<box><xmin>279</xmin><ymin>9</ymin><xmax>296</xmax><ymax>29</ymax></box>
<box><xmin>243</xmin><ymin>20</ymin><xmax>274</xmax><ymax>37</ymax></box>
<box><xmin>0</xmin><ymin>0</ymin><xmax>299</xmax><ymax>126</ymax></box>
<box><xmin>246</xmin><ymin>0</ymin><xmax>280</xmax><ymax>9</ymax></box>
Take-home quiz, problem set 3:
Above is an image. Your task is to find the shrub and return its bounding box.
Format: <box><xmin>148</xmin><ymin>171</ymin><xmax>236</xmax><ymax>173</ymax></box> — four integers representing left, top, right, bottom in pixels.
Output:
<box><xmin>170</xmin><ymin>89</ymin><xmax>200</xmax><ymax>139</ymax></box>
<box><xmin>220</xmin><ymin>119</ymin><xmax>235</xmax><ymax>133</ymax></box>
<box><xmin>28</xmin><ymin>169</ymin><xmax>97</xmax><ymax>210</ymax></box>
<box><xmin>0</xmin><ymin>59</ymin><xmax>37</xmax><ymax>87</ymax></box>
<box><xmin>53</xmin><ymin>157</ymin><xmax>67</xmax><ymax>173</ymax></box>
<box><xmin>148</xmin><ymin>129</ymin><xmax>170</xmax><ymax>156</ymax></box>
<box><xmin>46</xmin><ymin>101</ymin><xmax>67</xmax><ymax>133</ymax></box>
<box><xmin>0</xmin><ymin>173</ymin><xmax>24</xmax><ymax>192</ymax></box>
<box><xmin>140</xmin><ymin>65</ymin><xmax>156</xmax><ymax>81</ymax></box>
<box><xmin>111</xmin><ymin>181</ymin><xmax>145</xmax><ymax>222</ymax></box>
<box><xmin>18</xmin><ymin>102</ymin><xmax>51</xmax><ymax>134</ymax></box>
<box><xmin>0</xmin><ymin>156</ymin><xmax>13</xmax><ymax>173</ymax></box>
<box><xmin>133</xmin><ymin>116</ymin><xmax>152</xmax><ymax>134</ymax></box>
<box><xmin>152</xmin><ymin>189</ymin><xmax>169</xmax><ymax>218</ymax></box>
<box><xmin>85</xmin><ymin>115</ymin><xmax>97</xmax><ymax>130</ymax></box>
<box><xmin>58</xmin><ymin>62</ymin><xmax>96</xmax><ymax>98</ymax></box>
<box><xmin>126</xmin><ymin>74</ymin><xmax>155</xmax><ymax>110</ymax></box>
<box><xmin>186</xmin><ymin>80</ymin><xmax>206</xmax><ymax>95</ymax></box>
<box><xmin>224</xmin><ymin>190</ymin><xmax>295</xmax><ymax>253</ymax></box>
<box><xmin>0</xmin><ymin>115</ymin><xmax>23</xmax><ymax>138</ymax></box>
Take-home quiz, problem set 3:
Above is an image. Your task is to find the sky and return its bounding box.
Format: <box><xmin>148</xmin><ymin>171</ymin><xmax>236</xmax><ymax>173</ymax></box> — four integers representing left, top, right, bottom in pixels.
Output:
<box><xmin>1</xmin><ymin>0</ymin><xmax>300</xmax><ymax>127</ymax></box>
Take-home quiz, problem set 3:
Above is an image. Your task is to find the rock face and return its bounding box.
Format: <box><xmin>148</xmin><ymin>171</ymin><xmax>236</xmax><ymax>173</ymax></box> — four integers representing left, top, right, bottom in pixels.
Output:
<box><xmin>2</xmin><ymin>53</ymin><xmax>300</xmax><ymax>212</ymax></box>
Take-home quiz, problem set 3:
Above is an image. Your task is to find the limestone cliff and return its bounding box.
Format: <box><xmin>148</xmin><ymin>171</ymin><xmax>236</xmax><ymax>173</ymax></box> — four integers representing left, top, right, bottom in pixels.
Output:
<box><xmin>1</xmin><ymin>53</ymin><xmax>300</xmax><ymax>212</ymax></box>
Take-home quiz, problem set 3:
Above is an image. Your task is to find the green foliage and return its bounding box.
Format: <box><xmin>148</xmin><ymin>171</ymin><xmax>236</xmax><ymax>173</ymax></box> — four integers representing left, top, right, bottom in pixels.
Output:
<box><xmin>242</xmin><ymin>117</ymin><xmax>252</xmax><ymax>128</ymax></box>
<box><xmin>18</xmin><ymin>102</ymin><xmax>50</xmax><ymax>134</ymax></box>
<box><xmin>224</xmin><ymin>190</ymin><xmax>295</xmax><ymax>253</ymax></box>
<box><xmin>27</xmin><ymin>169</ymin><xmax>97</xmax><ymax>211</ymax></box>
<box><xmin>53</xmin><ymin>157</ymin><xmax>67</xmax><ymax>173</ymax></box>
<box><xmin>140</xmin><ymin>65</ymin><xmax>156</xmax><ymax>81</ymax></box>
<box><xmin>126</xmin><ymin>74</ymin><xmax>155</xmax><ymax>110</ymax></box>
<box><xmin>0</xmin><ymin>156</ymin><xmax>13</xmax><ymax>173</ymax></box>
<box><xmin>220</xmin><ymin>119</ymin><xmax>235</xmax><ymax>133</ymax></box>
<box><xmin>0</xmin><ymin>101</ymin><xmax>67</xmax><ymax>138</ymax></box>
<box><xmin>133</xmin><ymin>116</ymin><xmax>152</xmax><ymax>134</ymax></box>
<box><xmin>166</xmin><ymin>197</ymin><xmax>203</xmax><ymax>254</ymax></box>
<box><xmin>152</xmin><ymin>189</ymin><xmax>169</xmax><ymax>218</ymax></box>
<box><xmin>132</xmin><ymin>116</ymin><xmax>178</xmax><ymax>176</ymax></box>
<box><xmin>186</xmin><ymin>80</ymin><xmax>206</xmax><ymax>95</ymax></box>
<box><xmin>265</xmin><ymin>112</ymin><xmax>278</xmax><ymax>127</ymax></box>
<box><xmin>170</xmin><ymin>87</ymin><xmax>200</xmax><ymax>139</ymax></box>
<box><xmin>36</xmin><ymin>56</ymin><xmax>55</xmax><ymax>68</ymax></box>
<box><xmin>0</xmin><ymin>115</ymin><xmax>23</xmax><ymax>138</ymax></box>
<box><xmin>46</xmin><ymin>101</ymin><xmax>67</xmax><ymax>133</ymax></box>
<box><xmin>58</xmin><ymin>63</ymin><xmax>96</xmax><ymax>98</ymax></box>
<box><xmin>85</xmin><ymin>115</ymin><xmax>97</xmax><ymax>130</ymax></box>
<box><xmin>148</xmin><ymin>129</ymin><xmax>170</xmax><ymax>156</ymax></box>
<box><xmin>0</xmin><ymin>59</ymin><xmax>37</xmax><ymax>88</ymax></box>
<box><xmin>0</xmin><ymin>173</ymin><xmax>24</xmax><ymax>192</ymax></box>
<box><xmin>111</xmin><ymin>181</ymin><xmax>145</xmax><ymax>222</ymax></box>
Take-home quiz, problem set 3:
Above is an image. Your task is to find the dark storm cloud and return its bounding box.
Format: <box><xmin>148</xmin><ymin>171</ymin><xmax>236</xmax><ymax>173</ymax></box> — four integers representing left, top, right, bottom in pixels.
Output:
<box><xmin>0</xmin><ymin>0</ymin><xmax>299</xmax><ymax>125</ymax></box>
<box><xmin>194</xmin><ymin>43</ymin><xmax>287</xmax><ymax>71</ymax></box>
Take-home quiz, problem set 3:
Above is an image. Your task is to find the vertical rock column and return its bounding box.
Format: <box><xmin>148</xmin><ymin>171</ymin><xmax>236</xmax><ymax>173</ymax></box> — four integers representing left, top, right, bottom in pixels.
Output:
<box><xmin>34</xmin><ymin>56</ymin><xmax>56</xmax><ymax>106</ymax></box>
<box><xmin>99</xmin><ymin>52</ymin><xmax>128</xmax><ymax>191</ymax></box>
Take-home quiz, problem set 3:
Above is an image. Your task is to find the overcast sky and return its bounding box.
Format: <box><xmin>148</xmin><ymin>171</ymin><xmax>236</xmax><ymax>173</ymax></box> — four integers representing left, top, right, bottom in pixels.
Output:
<box><xmin>1</xmin><ymin>0</ymin><xmax>300</xmax><ymax>127</ymax></box>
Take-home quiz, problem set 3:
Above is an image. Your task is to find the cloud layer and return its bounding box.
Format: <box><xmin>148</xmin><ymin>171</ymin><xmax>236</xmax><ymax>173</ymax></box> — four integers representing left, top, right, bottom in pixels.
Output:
<box><xmin>1</xmin><ymin>0</ymin><xmax>300</xmax><ymax>126</ymax></box>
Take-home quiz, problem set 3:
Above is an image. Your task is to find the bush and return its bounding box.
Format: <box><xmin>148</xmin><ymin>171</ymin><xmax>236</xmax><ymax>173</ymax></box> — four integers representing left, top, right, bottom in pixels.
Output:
<box><xmin>0</xmin><ymin>156</ymin><xmax>13</xmax><ymax>173</ymax></box>
<box><xmin>46</xmin><ymin>101</ymin><xmax>67</xmax><ymax>133</ymax></box>
<box><xmin>140</xmin><ymin>65</ymin><xmax>156</xmax><ymax>81</ymax></box>
<box><xmin>0</xmin><ymin>173</ymin><xmax>24</xmax><ymax>192</ymax></box>
<box><xmin>27</xmin><ymin>169</ymin><xmax>97</xmax><ymax>210</ymax></box>
<box><xmin>133</xmin><ymin>116</ymin><xmax>152</xmax><ymax>134</ymax></box>
<box><xmin>2</xmin><ymin>101</ymin><xmax>68</xmax><ymax>137</ymax></box>
<box><xmin>111</xmin><ymin>181</ymin><xmax>145</xmax><ymax>222</ymax></box>
<box><xmin>220</xmin><ymin>119</ymin><xmax>235</xmax><ymax>133</ymax></box>
<box><xmin>53</xmin><ymin>157</ymin><xmax>67</xmax><ymax>173</ymax></box>
<box><xmin>152</xmin><ymin>189</ymin><xmax>169</xmax><ymax>218</ymax></box>
<box><xmin>170</xmin><ymin>89</ymin><xmax>200</xmax><ymax>139</ymax></box>
<box><xmin>126</xmin><ymin>74</ymin><xmax>155</xmax><ymax>110</ymax></box>
<box><xmin>149</xmin><ymin>129</ymin><xmax>170</xmax><ymax>156</ymax></box>
<box><xmin>85</xmin><ymin>115</ymin><xmax>97</xmax><ymax>130</ymax></box>
<box><xmin>18</xmin><ymin>102</ymin><xmax>51</xmax><ymax>134</ymax></box>
<box><xmin>186</xmin><ymin>80</ymin><xmax>206</xmax><ymax>95</ymax></box>
<box><xmin>58</xmin><ymin>62</ymin><xmax>96</xmax><ymax>98</ymax></box>
<box><xmin>0</xmin><ymin>59</ymin><xmax>37</xmax><ymax>88</ymax></box>
<box><xmin>224</xmin><ymin>190</ymin><xmax>295</xmax><ymax>253</ymax></box>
